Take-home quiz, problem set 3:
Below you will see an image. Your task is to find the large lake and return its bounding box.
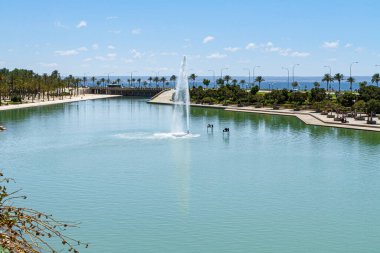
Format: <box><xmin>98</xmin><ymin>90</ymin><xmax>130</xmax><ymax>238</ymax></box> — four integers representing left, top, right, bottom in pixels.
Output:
<box><xmin>1</xmin><ymin>97</ymin><xmax>380</xmax><ymax>252</ymax></box>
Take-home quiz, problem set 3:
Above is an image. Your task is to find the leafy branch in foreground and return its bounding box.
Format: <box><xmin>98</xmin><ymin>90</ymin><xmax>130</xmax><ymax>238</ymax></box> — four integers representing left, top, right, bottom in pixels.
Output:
<box><xmin>0</xmin><ymin>172</ymin><xmax>88</xmax><ymax>253</ymax></box>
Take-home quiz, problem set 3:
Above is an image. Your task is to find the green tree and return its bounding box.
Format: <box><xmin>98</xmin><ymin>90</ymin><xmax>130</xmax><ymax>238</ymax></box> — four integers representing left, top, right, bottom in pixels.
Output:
<box><xmin>334</xmin><ymin>73</ymin><xmax>344</xmax><ymax>92</ymax></box>
<box><xmin>189</xmin><ymin>73</ymin><xmax>197</xmax><ymax>87</ymax></box>
<box><xmin>255</xmin><ymin>76</ymin><xmax>265</xmax><ymax>90</ymax></box>
<box><xmin>202</xmin><ymin>78</ymin><xmax>211</xmax><ymax>88</ymax></box>
<box><xmin>371</xmin><ymin>73</ymin><xmax>380</xmax><ymax>87</ymax></box>
<box><xmin>347</xmin><ymin>76</ymin><xmax>355</xmax><ymax>92</ymax></box>
<box><xmin>170</xmin><ymin>75</ymin><xmax>177</xmax><ymax>86</ymax></box>
<box><xmin>322</xmin><ymin>73</ymin><xmax>333</xmax><ymax>91</ymax></box>
<box><xmin>223</xmin><ymin>75</ymin><xmax>232</xmax><ymax>85</ymax></box>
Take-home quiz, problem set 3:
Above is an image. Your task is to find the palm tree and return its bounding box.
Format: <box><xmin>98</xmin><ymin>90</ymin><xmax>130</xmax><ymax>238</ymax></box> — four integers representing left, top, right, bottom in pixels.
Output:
<box><xmin>255</xmin><ymin>76</ymin><xmax>265</xmax><ymax>90</ymax></box>
<box><xmin>137</xmin><ymin>78</ymin><xmax>142</xmax><ymax>87</ymax></box>
<box><xmin>313</xmin><ymin>82</ymin><xmax>321</xmax><ymax>88</ymax></box>
<box><xmin>91</xmin><ymin>76</ymin><xmax>96</xmax><ymax>86</ymax></box>
<box><xmin>202</xmin><ymin>78</ymin><xmax>211</xmax><ymax>88</ymax></box>
<box><xmin>160</xmin><ymin>77</ymin><xmax>167</xmax><ymax>88</ymax></box>
<box><xmin>148</xmin><ymin>76</ymin><xmax>153</xmax><ymax>87</ymax></box>
<box><xmin>100</xmin><ymin>77</ymin><xmax>106</xmax><ymax>87</ymax></box>
<box><xmin>170</xmin><ymin>75</ymin><xmax>177</xmax><ymax>86</ymax></box>
<box><xmin>189</xmin><ymin>73</ymin><xmax>197</xmax><ymax>87</ymax></box>
<box><xmin>333</xmin><ymin>73</ymin><xmax>344</xmax><ymax>92</ymax></box>
<box><xmin>116</xmin><ymin>78</ymin><xmax>121</xmax><ymax>86</ymax></box>
<box><xmin>231</xmin><ymin>79</ymin><xmax>238</xmax><ymax>85</ymax></box>
<box><xmin>347</xmin><ymin>76</ymin><xmax>355</xmax><ymax>92</ymax></box>
<box><xmin>322</xmin><ymin>73</ymin><xmax>333</xmax><ymax>91</ymax></box>
<box><xmin>239</xmin><ymin>79</ymin><xmax>246</xmax><ymax>89</ymax></box>
<box><xmin>224</xmin><ymin>75</ymin><xmax>231</xmax><ymax>85</ymax></box>
<box><xmin>82</xmin><ymin>76</ymin><xmax>87</xmax><ymax>87</ymax></box>
<box><xmin>371</xmin><ymin>73</ymin><xmax>380</xmax><ymax>87</ymax></box>
<box><xmin>359</xmin><ymin>81</ymin><xmax>367</xmax><ymax>89</ymax></box>
<box><xmin>153</xmin><ymin>76</ymin><xmax>160</xmax><ymax>87</ymax></box>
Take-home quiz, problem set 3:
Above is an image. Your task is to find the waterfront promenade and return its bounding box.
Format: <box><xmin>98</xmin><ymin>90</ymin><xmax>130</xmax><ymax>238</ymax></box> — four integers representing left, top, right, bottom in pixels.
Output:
<box><xmin>149</xmin><ymin>90</ymin><xmax>380</xmax><ymax>132</ymax></box>
<box><xmin>0</xmin><ymin>94</ymin><xmax>121</xmax><ymax>111</ymax></box>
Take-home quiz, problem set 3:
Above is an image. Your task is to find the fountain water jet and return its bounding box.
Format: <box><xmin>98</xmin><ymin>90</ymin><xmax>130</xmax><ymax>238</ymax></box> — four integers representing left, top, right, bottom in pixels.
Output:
<box><xmin>171</xmin><ymin>56</ymin><xmax>190</xmax><ymax>136</ymax></box>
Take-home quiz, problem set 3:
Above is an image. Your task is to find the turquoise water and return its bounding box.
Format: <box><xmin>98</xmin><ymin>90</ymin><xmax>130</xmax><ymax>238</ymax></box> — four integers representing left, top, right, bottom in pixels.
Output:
<box><xmin>1</xmin><ymin>97</ymin><xmax>380</xmax><ymax>253</ymax></box>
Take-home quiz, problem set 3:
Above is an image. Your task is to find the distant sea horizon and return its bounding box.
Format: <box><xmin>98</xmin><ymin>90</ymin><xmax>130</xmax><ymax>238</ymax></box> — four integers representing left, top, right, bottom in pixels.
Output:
<box><xmin>81</xmin><ymin>75</ymin><xmax>377</xmax><ymax>91</ymax></box>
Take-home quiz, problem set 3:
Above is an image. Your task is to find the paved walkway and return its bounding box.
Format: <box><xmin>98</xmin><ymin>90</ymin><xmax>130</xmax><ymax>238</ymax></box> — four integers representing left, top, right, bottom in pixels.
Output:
<box><xmin>0</xmin><ymin>94</ymin><xmax>121</xmax><ymax>111</ymax></box>
<box><xmin>149</xmin><ymin>89</ymin><xmax>380</xmax><ymax>132</ymax></box>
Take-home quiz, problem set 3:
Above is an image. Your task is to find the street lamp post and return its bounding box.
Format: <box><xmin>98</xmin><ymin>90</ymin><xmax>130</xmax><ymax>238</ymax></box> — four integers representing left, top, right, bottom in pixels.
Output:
<box><xmin>244</xmin><ymin>68</ymin><xmax>251</xmax><ymax>89</ymax></box>
<box><xmin>349</xmin><ymin>62</ymin><xmax>358</xmax><ymax>92</ymax></box>
<box><xmin>208</xmin><ymin>70</ymin><xmax>216</xmax><ymax>88</ymax></box>
<box><xmin>220</xmin><ymin>68</ymin><xmax>229</xmax><ymax>79</ymax></box>
<box><xmin>292</xmin><ymin>64</ymin><xmax>300</xmax><ymax>85</ymax></box>
<box><xmin>282</xmin><ymin>67</ymin><xmax>290</xmax><ymax>90</ymax></box>
<box><xmin>324</xmin><ymin>65</ymin><xmax>332</xmax><ymax>91</ymax></box>
<box><xmin>252</xmin><ymin>66</ymin><xmax>260</xmax><ymax>87</ymax></box>
<box><xmin>130</xmin><ymin>71</ymin><xmax>138</xmax><ymax>88</ymax></box>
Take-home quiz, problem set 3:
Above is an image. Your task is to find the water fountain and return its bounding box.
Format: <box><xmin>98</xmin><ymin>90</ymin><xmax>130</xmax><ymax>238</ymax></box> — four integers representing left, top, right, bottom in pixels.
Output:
<box><xmin>171</xmin><ymin>56</ymin><xmax>190</xmax><ymax>136</ymax></box>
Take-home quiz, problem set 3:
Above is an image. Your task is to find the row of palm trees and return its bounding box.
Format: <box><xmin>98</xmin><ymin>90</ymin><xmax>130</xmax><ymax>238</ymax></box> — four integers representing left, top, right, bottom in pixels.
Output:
<box><xmin>0</xmin><ymin>68</ymin><xmax>84</xmax><ymax>105</ymax></box>
<box><xmin>317</xmin><ymin>73</ymin><xmax>380</xmax><ymax>92</ymax></box>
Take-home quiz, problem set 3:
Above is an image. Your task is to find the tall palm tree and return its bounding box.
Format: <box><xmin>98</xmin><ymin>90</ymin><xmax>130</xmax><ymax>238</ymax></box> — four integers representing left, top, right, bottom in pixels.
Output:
<box><xmin>313</xmin><ymin>82</ymin><xmax>321</xmax><ymax>88</ymax></box>
<box><xmin>231</xmin><ymin>79</ymin><xmax>238</xmax><ymax>85</ymax></box>
<box><xmin>160</xmin><ymin>77</ymin><xmax>167</xmax><ymax>88</ymax></box>
<box><xmin>91</xmin><ymin>76</ymin><xmax>96</xmax><ymax>86</ymax></box>
<box><xmin>334</xmin><ymin>73</ymin><xmax>344</xmax><ymax>92</ymax></box>
<box><xmin>189</xmin><ymin>73</ymin><xmax>197</xmax><ymax>87</ymax></box>
<box><xmin>137</xmin><ymin>78</ymin><xmax>142</xmax><ymax>87</ymax></box>
<box><xmin>371</xmin><ymin>73</ymin><xmax>380</xmax><ymax>87</ymax></box>
<box><xmin>322</xmin><ymin>73</ymin><xmax>333</xmax><ymax>91</ymax></box>
<box><xmin>148</xmin><ymin>76</ymin><xmax>153</xmax><ymax>87</ymax></box>
<box><xmin>239</xmin><ymin>79</ymin><xmax>246</xmax><ymax>89</ymax></box>
<box><xmin>116</xmin><ymin>78</ymin><xmax>121</xmax><ymax>86</ymax></box>
<box><xmin>224</xmin><ymin>75</ymin><xmax>231</xmax><ymax>85</ymax></box>
<box><xmin>255</xmin><ymin>76</ymin><xmax>265</xmax><ymax>90</ymax></box>
<box><xmin>82</xmin><ymin>76</ymin><xmax>87</xmax><ymax>87</ymax></box>
<box><xmin>347</xmin><ymin>76</ymin><xmax>355</xmax><ymax>92</ymax></box>
<box><xmin>202</xmin><ymin>78</ymin><xmax>211</xmax><ymax>88</ymax></box>
<box><xmin>100</xmin><ymin>77</ymin><xmax>106</xmax><ymax>87</ymax></box>
<box><xmin>153</xmin><ymin>76</ymin><xmax>160</xmax><ymax>87</ymax></box>
<box><xmin>170</xmin><ymin>75</ymin><xmax>177</xmax><ymax>87</ymax></box>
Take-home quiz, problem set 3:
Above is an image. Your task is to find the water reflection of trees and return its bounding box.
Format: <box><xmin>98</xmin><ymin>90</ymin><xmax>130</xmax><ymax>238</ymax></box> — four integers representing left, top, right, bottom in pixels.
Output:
<box><xmin>190</xmin><ymin>107</ymin><xmax>380</xmax><ymax>147</ymax></box>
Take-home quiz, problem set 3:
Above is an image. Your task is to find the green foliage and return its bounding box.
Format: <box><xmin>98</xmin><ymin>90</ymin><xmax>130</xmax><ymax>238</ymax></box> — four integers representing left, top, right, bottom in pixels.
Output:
<box><xmin>358</xmin><ymin>85</ymin><xmax>380</xmax><ymax>101</ymax></box>
<box><xmin>264</xmin><ymin>89</ymin><xmax>289</xmax><ymax>104</ymax></box>
<box><xmin>337</xmin><ymin>92</ymin><xmax>357</xmax><ymax>107</ymax></box>
<box><xmin>250</xmin><ymin>85</ymin><xmax>259</xmax><ymax>95</ymax></box>
<box><xmin>309</xmin><ymin>88</ymin><xmax>326</xmax><ymax>102</ymax></box>
<box><xmin>288</xmin><ymin>91</ymin><xmax>308</xmax><ymax>105</ymax></box>
<box><xmin>10</xmin><ymin>96</ymin><xmax>21</xmax><ymax>103</ymax></box>
<box><xmin>366</xmin><ymin>99</ymin><xmax>380</xmax><ymax>114</ymax></box>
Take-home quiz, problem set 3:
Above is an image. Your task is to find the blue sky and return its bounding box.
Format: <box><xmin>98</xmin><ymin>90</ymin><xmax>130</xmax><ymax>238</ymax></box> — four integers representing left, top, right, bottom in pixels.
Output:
<box><xmin>1</xmin><ymin>0</ymin><xmax>380</xmax><ymax>77</ymax></box>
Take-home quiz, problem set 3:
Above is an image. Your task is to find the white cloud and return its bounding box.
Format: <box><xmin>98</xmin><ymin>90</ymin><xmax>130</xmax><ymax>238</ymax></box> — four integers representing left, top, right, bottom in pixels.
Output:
<box><xmin>130</xmin><ymin>49</ymin><xmax>142</xmax><ymax>58</ymax></box>
<box><xmin>107</xmin><ymin>53</ymin><xmax>117</xmax><ymax>58</ymax></box>
<box><xmin>40</xmin><ymin>62</ymin><xmax>58</xmax><ymax>67</ymax></box>
<box><xmin>245</xmin><ymin>43</ymin><xmax>257</xmax><ymax>50</ymax></box>
<box><xmin>76</xmin><ymin>20</ymin><xmax>87</xmax><ymax>28</ymax></box>
<box><xmin>291</xmin><ymin>51</ymin><xmax>310</xmax><ymax>57</ymax></box>
<box><xmin>224</xmin><ymin>47</ymin><xmax>240</xmax><ymax>52</ymax></box>
<box><xmin>203</xmin><ymin>36</ymin><xmax>215</xmax><ymax>44</ymax></box>
<box><xmin>355</xmin><ymin>47</ymin><xmax>364</xmax><ymax>53</ymax></box>
<box><xmin>92</xmin><ymin>43</ymin><xmax>99</xmax><ymax>50</ymax></box>
<box><xmin>345</xmin><ymin>43</ymin><xmax>353</xmax><ymax>48</ymax></box>
<box><xmin>55</xmin><ymin>49</ymin><xmax>79</xmax><ymax>56</ymax></box>
<box><xmin>131</xmin><ymin>28</ymin><xmax>141</xmax><ymax>35</ymax></box>
<box><xmin>322</xmin><ymin>40</ymin><xmax>339</xmax><ymax>49</ymax></box>
<box><xmin>108</xmin><ymin>45</ymin><xmax>116</xmax><ymax>50</ymax></box>
<box><xmin>206</xmin><ymin>53</ymin><xmax>227</xmax><ymax>59</ymax></box>
<box><xmin>55</xmin><ymin>47</ymin><xmax>87</xmax><ymax>56</ymax></box>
